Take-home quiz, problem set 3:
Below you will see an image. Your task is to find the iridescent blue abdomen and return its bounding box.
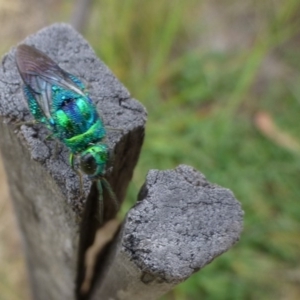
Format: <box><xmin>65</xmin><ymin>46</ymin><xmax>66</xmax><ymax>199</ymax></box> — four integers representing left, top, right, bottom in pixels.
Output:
<box><xmin>50</xmin><ymin>85</ymin><xmax>106</xmax><ymax>153</ymax></box>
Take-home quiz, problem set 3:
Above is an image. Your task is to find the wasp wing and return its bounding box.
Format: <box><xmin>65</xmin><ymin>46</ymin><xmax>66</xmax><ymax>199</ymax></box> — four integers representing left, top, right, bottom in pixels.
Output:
<box><xmin>16</xmin><ymin>44</ymin><xmax>85</xmax><ymax>119</ymax></box>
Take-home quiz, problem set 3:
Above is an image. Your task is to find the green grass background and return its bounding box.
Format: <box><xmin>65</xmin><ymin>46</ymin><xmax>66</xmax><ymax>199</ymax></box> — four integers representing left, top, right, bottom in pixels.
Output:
<box><xmin>1</xmin><ymin>0</ymin><xmax>300</xmax><ymax>299</ymax></box>
<box><xmin>87</xmin><ymin>1</ymin><xmax>300</xmax><ymax>299</ymax></box>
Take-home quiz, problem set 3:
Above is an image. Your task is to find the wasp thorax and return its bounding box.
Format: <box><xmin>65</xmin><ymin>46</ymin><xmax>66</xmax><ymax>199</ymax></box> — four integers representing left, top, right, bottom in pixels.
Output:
<box><xmin>79</xmin><ymin>144</ymin><xmax>108</xmax><ymax>177</ymax></box>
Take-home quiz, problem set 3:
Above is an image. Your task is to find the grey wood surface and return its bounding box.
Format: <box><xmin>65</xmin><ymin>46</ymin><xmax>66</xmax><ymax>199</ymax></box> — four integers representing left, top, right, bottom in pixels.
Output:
<box><xmin>90</xmin><ymin>165</ymin><xmax>243</xmax><ymax>300</ymax></box>
<box><xmin>0</xmin><ymin>23</ymin><xmax>146</xmax><ymax>300</ymax></box>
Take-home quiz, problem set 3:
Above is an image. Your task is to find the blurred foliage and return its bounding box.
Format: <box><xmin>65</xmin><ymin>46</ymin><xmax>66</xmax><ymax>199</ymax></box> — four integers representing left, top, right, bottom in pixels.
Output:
<box><xmin>1</xmin><ymin>0</ymin><xmax>300</xmax><ymax>299</ymax></box>
<box><xmin>86</xmin><ymin>0</ymin><xmax>300</xmax><ymax>299</ymax></box>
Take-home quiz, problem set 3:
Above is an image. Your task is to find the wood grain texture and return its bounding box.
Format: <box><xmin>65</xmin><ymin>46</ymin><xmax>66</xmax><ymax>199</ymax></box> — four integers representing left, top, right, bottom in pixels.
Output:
<box><xmin>90</xmin><ymin>165</ymin><xmax>243</xmax><ymax>300</ymax></box>
<box><xmin>0</xmin><ymin>23</ymin><xmax>146</xmax><ymax>300</ymax></box>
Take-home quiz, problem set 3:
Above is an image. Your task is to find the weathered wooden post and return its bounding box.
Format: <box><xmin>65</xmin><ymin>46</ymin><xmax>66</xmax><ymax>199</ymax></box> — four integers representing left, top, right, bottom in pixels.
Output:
<box><xmin>0</xmin><ymin>24</ymin><xmax>243</xmax><ymax>300</ymax></box>
<box><xmin>89</xmin><ymin>165</ymin><xmax>243</xmax><ymax>300</ymax></box>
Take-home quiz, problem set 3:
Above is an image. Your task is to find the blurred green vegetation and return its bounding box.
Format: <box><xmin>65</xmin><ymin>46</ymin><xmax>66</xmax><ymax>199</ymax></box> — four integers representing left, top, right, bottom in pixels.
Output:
<box><xmin>86</xmin><ymin>0</ymin><xmax>300</xmax><ymax>299</ymax></box>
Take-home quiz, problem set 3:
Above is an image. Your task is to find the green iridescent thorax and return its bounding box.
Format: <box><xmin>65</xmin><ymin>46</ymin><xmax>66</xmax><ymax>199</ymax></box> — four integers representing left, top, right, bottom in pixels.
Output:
<box><xmin>79</xmin><ymin>144</ymin><xmax>109</xmax><ymax>178</ymax></box>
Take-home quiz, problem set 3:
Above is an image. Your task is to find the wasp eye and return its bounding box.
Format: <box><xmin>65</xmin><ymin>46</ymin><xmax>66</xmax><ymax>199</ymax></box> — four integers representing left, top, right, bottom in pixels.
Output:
<box><xmin>80</xmin><ymin>153</ymin><xmax>97</xmax><ymax>175</ymax></box>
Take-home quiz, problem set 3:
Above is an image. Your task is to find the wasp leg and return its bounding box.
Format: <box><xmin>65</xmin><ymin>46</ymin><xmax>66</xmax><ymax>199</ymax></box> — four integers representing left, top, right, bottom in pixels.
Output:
<box><xmin>14</xmin><ymin>119</ymin><xmax>36</xmax><ymax>129</ymax></box>
<box><xmin>44</xmin><ymin>134</ymin><xmax>54</xmax><ymax>141</ymax></box>
<box><xmin>43</xmin><ymin>134</ymin><xmax>60</xmax><ymax>159</ymax></box>
<box><xmin>69</xmin><ymin>154</ymin><xmax>84</xmax><ymax>197</ymax></box>
<box><xmin>96</xmin><ymin>180</ymin><xmax>104</xmax><ymax>225</ymax></box>
<box><xmin>101</xmin><ymin>178</ymin><xmax>119</xmax><ymax>212</ymax></box>
<box><xmin>69</xmin><ymin>153</ymin><xmax>75</xmax><ymax>168</ymax></box>
<box><xmin>78</xmin><ymin>172</ymin><xmax>84</xmax><ymax>197</ymax></box>
<box><xmin>106</xmin><ymin>126</ymin><xmax>123</xmax><ymax>133</ymax></box>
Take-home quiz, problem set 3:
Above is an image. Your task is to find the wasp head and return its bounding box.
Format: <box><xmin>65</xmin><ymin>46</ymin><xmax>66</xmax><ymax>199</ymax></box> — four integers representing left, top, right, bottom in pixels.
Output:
<box><xmin>79</xmin><ymin>144</ymin><xmax>109</xmax><ymax>178</ymax></box>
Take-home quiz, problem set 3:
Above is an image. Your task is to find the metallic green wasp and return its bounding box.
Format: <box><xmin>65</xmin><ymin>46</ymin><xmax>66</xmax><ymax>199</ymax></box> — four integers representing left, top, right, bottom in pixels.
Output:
<box><xmin>16</xmin><ymin>44</ymin><xmax>118</xmax><ymax>223</ymax></box>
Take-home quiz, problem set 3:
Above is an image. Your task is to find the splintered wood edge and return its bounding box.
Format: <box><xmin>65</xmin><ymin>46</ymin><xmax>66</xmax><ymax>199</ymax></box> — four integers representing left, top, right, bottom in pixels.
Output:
<box><xmin>90</xmin><ymin>165</ymin><xmax>244</xmax><ymax>300</ymax></box>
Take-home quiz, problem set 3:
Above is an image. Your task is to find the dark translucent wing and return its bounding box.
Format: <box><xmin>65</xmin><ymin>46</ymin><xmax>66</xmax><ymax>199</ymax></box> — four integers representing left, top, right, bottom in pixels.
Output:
<box><xmin>16</xmin><ymin>44</ymin><xmax>85</xmax><ymax>118</ymax></box>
